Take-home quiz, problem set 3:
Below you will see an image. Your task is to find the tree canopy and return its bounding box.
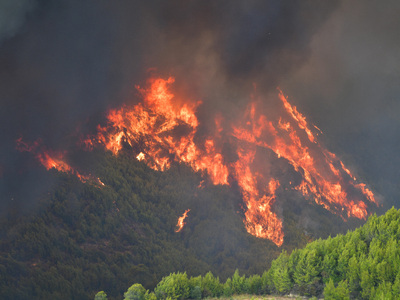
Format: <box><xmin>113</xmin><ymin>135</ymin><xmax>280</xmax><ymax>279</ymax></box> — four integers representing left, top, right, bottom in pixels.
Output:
<box><xmin>111</xmin><ymin>207</ymin><xmax>400</xmax><ymax>299</ymax></box>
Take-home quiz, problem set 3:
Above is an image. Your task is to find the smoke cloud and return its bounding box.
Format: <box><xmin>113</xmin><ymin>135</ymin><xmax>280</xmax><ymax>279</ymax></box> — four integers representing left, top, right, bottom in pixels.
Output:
<box><xmin>279</xmin><ymin>0</ymin><xmax>400</xmax><ymax>207</ymax></box>
<box><xmin>0</xmin><ymin>0</ymin><xmax>398</xmax><ymax>212</ymax></box>
<box><xmin>0</xmin><ymin>0</ymin><xmax>36</xmax><ymax>43</ymax></box>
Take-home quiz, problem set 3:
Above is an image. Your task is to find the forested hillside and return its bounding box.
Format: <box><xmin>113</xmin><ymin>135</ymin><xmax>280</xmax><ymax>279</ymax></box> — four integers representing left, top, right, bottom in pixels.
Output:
<box><xmin>104</xmin><ymin>207</ymin><xmax>400</xmax><ymax>300</ymax></box>
<box><xmin>0</xmin><ymin>150</ymin><xmax>362</xmax><ymax>300</ymax></box>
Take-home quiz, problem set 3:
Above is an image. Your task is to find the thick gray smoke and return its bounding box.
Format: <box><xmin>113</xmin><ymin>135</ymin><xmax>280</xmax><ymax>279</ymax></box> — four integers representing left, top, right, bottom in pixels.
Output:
<box><xmin>0</xmin><ymin>0</ymin><xmax>36</xmax><ymax>43</ymax></box>
<box><xmin>0</xmin><ymin>0</ymin><xmax>398</xmax><ymax>212</ymax></box>
<box><xmin>279</xmin><ymin>0</ymin><xmax>400</xmax><ymax>208</ymax></box>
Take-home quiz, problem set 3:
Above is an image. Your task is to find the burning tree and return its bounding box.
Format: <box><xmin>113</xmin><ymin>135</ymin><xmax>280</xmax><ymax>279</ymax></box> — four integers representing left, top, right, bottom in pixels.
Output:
<box><xmin>79</xmin><ymin>76</ymin><xmax>378</xmax><ymax>246</ymax></box>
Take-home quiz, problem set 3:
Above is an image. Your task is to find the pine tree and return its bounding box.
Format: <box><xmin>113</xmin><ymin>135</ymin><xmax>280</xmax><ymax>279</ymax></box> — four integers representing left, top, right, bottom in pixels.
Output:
<box><xmin>323</xmin><ymin>278</ymin><xmax>350</xmax><ymax>300</ymax></box>
<box><xmin>94</xmin><ymin>291</ymin><xmax>108</xmax><ymax>300</ymax></box>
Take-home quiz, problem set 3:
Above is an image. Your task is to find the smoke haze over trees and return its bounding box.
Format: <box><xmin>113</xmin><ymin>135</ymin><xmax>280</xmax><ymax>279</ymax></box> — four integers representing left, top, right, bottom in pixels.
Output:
<box><xmin>1</xmin><ymin>0</ymin><xmax>399</xmax><ymax>212</ymax></box>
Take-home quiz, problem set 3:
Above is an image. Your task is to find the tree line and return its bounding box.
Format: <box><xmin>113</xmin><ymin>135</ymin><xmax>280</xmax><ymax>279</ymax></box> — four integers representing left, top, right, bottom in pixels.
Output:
<box><xmin>96</xmin><ymin>207</ymin><xmax>400</xmax><ymax>299</ymax></box>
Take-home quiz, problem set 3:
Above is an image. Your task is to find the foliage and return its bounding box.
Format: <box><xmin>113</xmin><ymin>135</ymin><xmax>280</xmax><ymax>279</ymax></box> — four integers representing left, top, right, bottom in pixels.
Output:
<box><xmin>190</xmin><ymin>285</ymin><xmax>202</xmax><ymax>300</ymax></box>
<box><xmin>323</xmin><ymin>278</ymin><xmax>350</xmax><ymax>300</ymax></box>
<box><xmin>231</xmin><ymin>269</ymin><xmax>245</xmax><ymax>295</ymax></box>
<box><xmin>95</xmin><ymin>291</ymin><xmax>108</xmax><ymax>300</ymax></box>
<box><xmin>265</xmin><ymin>207</ymin><xmax>400</xmax><ymax>299</ymax></box>
<box><xmin>201</xmin><ymin>271</ymin><xmax>223</xmax><ymax>298</ymax></box>
<box><xmin>154</xmin><ymin>272</ymin><xmax>190</xmax><ymax>300</ymax></box>
<box><xmin>105</xmin><ymin>208</ymin><xmax>400</xmax><ymax>299</ymax></box>
<box><xmin>223</xmin><ymin>278</ymin><xmax>233</xmax><ymax>297</ymax></box>
<box><xmin>245</xmin><ymin>274</ymin><xmax>263</xmax><ymax>295</ymax></box>
<box><xmin>267</xmin><ymin>252</ymin><xmax>286</xmax><ymax>293</ymax></box>
<box><xmin>124</xmin><ymin>283</ymin><xmax>148</xmax><ymax>300</ymax></box>
<box><xmin>0</xmin><ymin>151</ymin><xmax>287</xmax><ymax>299</ymax></box>
<box><xmin>0</xmin><ymin>149</ymin><xmax>373</xmax><ymax>299</ymax></box>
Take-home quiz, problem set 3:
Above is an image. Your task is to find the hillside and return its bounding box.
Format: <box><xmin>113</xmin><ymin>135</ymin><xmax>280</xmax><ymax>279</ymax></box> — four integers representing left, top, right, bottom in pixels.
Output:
<box><xmin>0</xmin><ymin>150</ymin><xmax>364</xmax><ymax>300</ymax></box>
<box><xmin>100</xmin><ymin>207</ymin><xmax>400</xmax><ymax>300</ymax></box>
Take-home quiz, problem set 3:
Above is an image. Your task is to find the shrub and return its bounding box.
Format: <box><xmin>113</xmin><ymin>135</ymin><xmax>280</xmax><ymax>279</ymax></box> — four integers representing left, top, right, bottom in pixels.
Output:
<box><xmin>154</xmin><ymin>272</ymin><xmax>190</xmax><ymax>300</ymax></box>
<box><xmin>124</xmin><ymin>283</ymin><xmax>147</xmax><ymax>300</ymax></box>
<box><xmin>323</xmin><ymin>279</ymin><xmax>350</xmax><ymax>300</ymax></box>
<box><xmin>94</xmin><ymin>291</ymin><xmax>107</xmax><ymax>300</ymax></box>
<box><xmin>190</xmin><ymin>286</ymin><xmax>202</xmax><ymax>300</ymax></box>
<box><xmin>201</xmin><ymin>272</ymin><xmax>223</xmax><ymax>297</ymax></box>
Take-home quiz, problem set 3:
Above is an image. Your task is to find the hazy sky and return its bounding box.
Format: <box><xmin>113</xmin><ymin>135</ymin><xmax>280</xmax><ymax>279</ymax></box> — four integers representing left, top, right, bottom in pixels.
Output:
<box><xmin>0</xmin><ymin>0</ymin><xmax>399</xmax><ymax>211</ymax></box>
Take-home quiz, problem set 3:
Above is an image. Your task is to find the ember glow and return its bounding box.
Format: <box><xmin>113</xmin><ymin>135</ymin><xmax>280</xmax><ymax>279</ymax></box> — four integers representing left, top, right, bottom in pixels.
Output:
<box><xmin>176</xmin><ymin>209</ymin><xmax>190</xmax><ymax>232</ymax></box>
<box><xmin>15</xmin><ymin>137</ymin><xmax>103</xmax><ymax>186</ymax></box>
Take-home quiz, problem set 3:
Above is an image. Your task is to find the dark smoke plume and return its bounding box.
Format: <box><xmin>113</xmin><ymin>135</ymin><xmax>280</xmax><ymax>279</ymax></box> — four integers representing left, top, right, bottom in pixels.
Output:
<box><xmin>0</xmin><ymin>0</ymin><xmax>36</xmax><ymax>43</ymax></box>
<box><xmin>0</xmin><ymin>0</ymin><xmax>398</xmax><ymax>213</ymax></box>
<box><xmin>280</xmin><ymin>0</ymin><xmax>400</xmax><ymax>208</ymax></box>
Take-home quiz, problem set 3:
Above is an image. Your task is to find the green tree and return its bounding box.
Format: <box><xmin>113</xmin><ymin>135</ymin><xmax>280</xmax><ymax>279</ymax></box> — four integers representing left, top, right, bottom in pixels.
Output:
<box><xmin>154</xmin><ymin>272</ymin><xmax>190</xmax><ymax>300</ymax></box>
<box><xmin>145</xmin><ymin>293</ymin><xmax>157</xmax><ymax>300</ymax></box>
<box><xmin>94</xmin><ymin>291</ymin><xmax>108</xmax><ymax>300</ymax></box>
<box><xmin>372</xmin><ymin>281</ymin><xmax>394</xmax><ymax>300</ymax></box>
<box><xmin>322</xmin><ymin>252</ymin><xmax>338</xmax><ymax>283</ymax></box>
<box><xmin>260</xmin><ymin>271</ymin><xmax>269</xmax><ymax>294</ymax></box>
<box><xmin>245</xmin><ymin>274</ymin><xmax>262</xmax><ymax>294</ymax></box>
<box><xmin>231</xmin><ymin>269</ymin><xmax>245</xmax><ymax>294</ymax></box>
<box><xmin>190</xmin><ymin>285</ymin><xmax>202</xmax><ymax>300</ymax></box>
<box><xmin>268</xmin><ymin>251</ymin><xmax>292</xmax><ymax>294</ymax></box>
<box><xmin>360</xmin><ymin>261</ymin><xmax>375</xmax><ymax>299</ymax></box>
<box><xmin>346</xmin><ymin>255</ymin><xmax>360</xmax><ymax>296</ymax></box>
<box><xmin>124</xmin><ymin>283</ymin><xmax>147</xmax><ymax>300</ymax></box>
<box><xmin>201</xmin><ymin>272</ymin><xmax>222</xmax><ymax>297</ymax></box>
<box><xmin>392</xmin><ymin>273</ymin><xmax>400</xmax><ymax>295</ymax></box>
<box><xmin>293</xmin><ymin>249</ymin><xmax>322</xmax><ymax>296</ymax></box>
<box><xmin>323</xmin><ymin>278</ymin><xmax>350</xmax><ymax>300</ymax></box>
<box><xmin>189</xmin><ymin>275</ymin><xmax>202</xmax><ymax>299</ymax></box>
<box><xmin>223</xmin><ymin>278</ymin><xmax>233</xmax><ymax>297</ymax></box>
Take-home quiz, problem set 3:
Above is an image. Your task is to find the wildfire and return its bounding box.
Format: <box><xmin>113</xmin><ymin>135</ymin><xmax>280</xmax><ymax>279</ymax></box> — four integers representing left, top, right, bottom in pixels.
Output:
<box><xmin>15</xmin><ymin>137</ymin><xmax>103</xmax><ymax>186</ymax></box>
<box><xmin>136</xmin><ymin>152</ymin><xmax>145</xmax><ymax>161</ymax></box>
<box><xmin>84</xmin><ymin>77</ymin><xmax>229</xmax><ymax>185</ymax></box>
<box><xmin>234</xmin><ymin>148</ymin><xmax>283</xmax><ymax>246</ymax></box>
<box><xmin>81</xmin><ymin>76</ymin><xmax>378</xmax><ymax>246</ymax></box>
<box><xmin>232</xmin><ymin>90</ymin><xmax>377</xmax><ymax>222</ymax></box>
<box><xmin>19</xmin><ymin>75</ymin><xmax>378</xmax><ymax>247</ymax></box>
<box><xmin>175</xmin><ymin>209</ymin><xmax>190</xmax><ymax>232</ymax></box>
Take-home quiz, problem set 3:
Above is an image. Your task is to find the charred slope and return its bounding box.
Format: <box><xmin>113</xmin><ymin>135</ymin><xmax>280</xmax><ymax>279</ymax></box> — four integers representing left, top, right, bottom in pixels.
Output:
<box><xmin>0</xmin><ymin>150</ymin><xmax>363</xmax><ymax>300</ymax></box>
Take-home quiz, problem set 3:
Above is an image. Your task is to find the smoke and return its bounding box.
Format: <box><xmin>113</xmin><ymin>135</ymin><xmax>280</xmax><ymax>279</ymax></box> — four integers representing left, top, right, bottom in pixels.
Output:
<box><xmin>279</xmin><ymin>0</ymin><xmax>400</xmax><ymax>208</ymax></box>
<box><xmin>0</xmin><ymin>0</ymin><xmax>36</xmax><ymax>43</ymax></box>
<box><xmin>0</xmin><ymin>0</ymin><xmax>398</xmax><ymax>213</ymax></box>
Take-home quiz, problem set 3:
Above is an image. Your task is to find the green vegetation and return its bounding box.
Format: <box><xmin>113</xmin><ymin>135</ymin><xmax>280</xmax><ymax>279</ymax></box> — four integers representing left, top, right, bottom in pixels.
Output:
<box><xmin>121</xmin><ymin>270</ymin><xmax>267</xmax><ymax>300</ymax></box>
<box><xmin>0</xmin><ymin>149</ymin><xmax>367</xmax><ymax>299</ymax></box>
<box><xmin>266</xmin><ymin>207</ymin><xmax>400</xmax><ymax>299</ymax></box>
<box><xmin>100</xmin><ymin>207</ymin><xmax>400</xmax><ymax>299</ymax></box>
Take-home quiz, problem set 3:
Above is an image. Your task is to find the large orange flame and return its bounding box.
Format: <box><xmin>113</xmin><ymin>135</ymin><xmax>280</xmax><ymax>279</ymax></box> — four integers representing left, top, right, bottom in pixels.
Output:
<box><xmin>81</xmin><ymin>76</ymin><xmax>378</xmax><ymax>246</ymax></box>
<box><xmin>234</xmin><ymin>148</ymin><xmax>283</xmax><ymax>246</ymax></box>
<box><xmin>232</xmin><ymin>91</ymin><xmax>377</xmax><ymax>222</ymax></box>
<box><xmin>58</xmin><ymin>76</ymin><xmax>377</xmax><ymax>246</ymax></box>
<box><xmin>84</xmin><ymin>77</ymin><xmax>229</xmax><ymax>185</ymax></box>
